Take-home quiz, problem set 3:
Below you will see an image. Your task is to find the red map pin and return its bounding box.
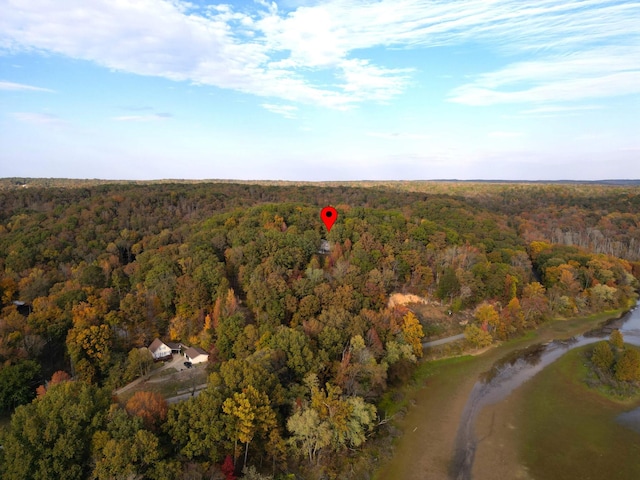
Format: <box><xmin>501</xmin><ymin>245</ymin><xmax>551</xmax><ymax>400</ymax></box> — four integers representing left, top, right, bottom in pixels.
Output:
<box><xmin>320</xmin><ymin>206</ymin><xmax>338</xmax><ymax>232</ymax></box>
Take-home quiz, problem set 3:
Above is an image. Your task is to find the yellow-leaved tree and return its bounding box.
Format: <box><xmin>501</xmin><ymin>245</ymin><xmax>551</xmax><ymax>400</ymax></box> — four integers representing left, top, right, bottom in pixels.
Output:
<box><xmin>222</xmin><ymin>385</ymin><xmax>276</xmax><ymax>469</ymax></box>
<box><xmin>401</xmin><ymin>311</ymin><xmax>425</xmax><ymax>358</ymax></box>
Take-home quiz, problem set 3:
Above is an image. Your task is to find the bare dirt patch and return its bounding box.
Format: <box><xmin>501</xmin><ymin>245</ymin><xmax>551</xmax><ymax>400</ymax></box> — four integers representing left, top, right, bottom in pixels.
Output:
<box><xmin>388</xmin><ymin>293</ymin><xmax>429</xmax><ymax>308</ymax></box>
<box><xmin>473</xmin><ymin>392</ymin><xmax>534</xmax><ymax>480</ymax></box>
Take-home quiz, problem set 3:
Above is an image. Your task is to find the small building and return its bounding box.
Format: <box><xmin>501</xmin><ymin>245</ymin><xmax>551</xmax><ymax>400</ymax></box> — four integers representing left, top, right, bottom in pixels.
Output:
<box><xmin>184</xmin><ymin>346</ymin><xmax>209</xmax><ymax>364</ymax></box>
<box><xmin>318</xmin><ymin>240</ymin><xmax>331</xmax><ymax>255</ymax></box>
<box><xmin>166</xmin><ymin>342</ymin><xmax>182</xmax><ymax>355</ymax></box>
<box><xmin>148</xmin><ymin>338</ymin><xmax>172</xmax><ymax>361</ymax></box>
<box><xmin>13</xmin><ymin>301</ymin><xmax>31</xmax><ymax>316</ymax></box>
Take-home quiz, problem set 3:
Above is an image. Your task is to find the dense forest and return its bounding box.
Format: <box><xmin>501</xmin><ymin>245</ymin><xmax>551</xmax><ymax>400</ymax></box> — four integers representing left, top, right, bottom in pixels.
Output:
<box><xmin>0</xmin><ymin>180</ymin><xmax>638</xmax><ymax>479</ymax></box>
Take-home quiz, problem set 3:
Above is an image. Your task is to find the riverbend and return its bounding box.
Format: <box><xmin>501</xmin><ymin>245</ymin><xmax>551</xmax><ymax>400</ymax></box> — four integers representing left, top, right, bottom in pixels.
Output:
<box><xmin>374</xmin><ymin>304</ymin><xmax>639</xmax><ymax>480</ymax></box>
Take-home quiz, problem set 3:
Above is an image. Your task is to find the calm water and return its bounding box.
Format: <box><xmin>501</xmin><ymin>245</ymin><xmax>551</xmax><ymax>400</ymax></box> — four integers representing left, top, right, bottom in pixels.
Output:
<box><xmin>451</xmin><ymin>304</ymin><xmax>640</xmax><ymax>480</ymax></box>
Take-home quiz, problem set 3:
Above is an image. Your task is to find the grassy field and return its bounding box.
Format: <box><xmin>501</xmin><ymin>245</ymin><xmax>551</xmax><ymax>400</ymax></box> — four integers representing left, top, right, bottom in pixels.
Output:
<box><xmin>517</xmin><ymin>344</ymin><xmax>640</xmax><ymax>480</ymax></box>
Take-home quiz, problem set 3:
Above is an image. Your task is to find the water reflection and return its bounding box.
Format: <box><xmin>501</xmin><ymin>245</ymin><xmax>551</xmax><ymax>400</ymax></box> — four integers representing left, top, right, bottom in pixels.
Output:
<box><xmin>451</xmin><ymin>305</ymin><xmax>640</xmax><ymax>480</ymax></box>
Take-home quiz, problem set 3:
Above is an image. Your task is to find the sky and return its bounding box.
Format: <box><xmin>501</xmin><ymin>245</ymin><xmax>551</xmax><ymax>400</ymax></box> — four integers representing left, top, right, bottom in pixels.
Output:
<box><xmin>0</xmin><ymin>0</ymin><xmax>639</xmax><ymax>181</ymax></box>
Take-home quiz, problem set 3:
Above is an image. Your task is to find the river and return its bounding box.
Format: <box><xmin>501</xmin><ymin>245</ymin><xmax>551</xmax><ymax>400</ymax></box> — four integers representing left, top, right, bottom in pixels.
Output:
<box><xmin>451</xmin><ymin>304</ymin><xmax>640</xmax><ymax>480</ymax></box>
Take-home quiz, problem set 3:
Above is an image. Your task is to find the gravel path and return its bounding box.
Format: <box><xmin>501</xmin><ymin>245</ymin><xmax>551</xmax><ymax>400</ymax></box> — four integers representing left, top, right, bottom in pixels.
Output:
<box><xmin>423</xmin><ymin>333</ymin><xmax>465</xmax><ymax>347</ymax></box>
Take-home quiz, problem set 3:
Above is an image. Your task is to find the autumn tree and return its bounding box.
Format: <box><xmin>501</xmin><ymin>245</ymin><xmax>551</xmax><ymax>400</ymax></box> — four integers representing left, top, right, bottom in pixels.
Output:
<box><xmin>36</xmin><ymin>370</ymin><xmax>71</xmax><ymax>397</ymax></box>
<box><xmin>335</xmin><ymin>335</ymin><xmax>388</xmax><ymax>400</ymax></box>
<box><xmin>400</xmin><ymin>311</ymin><xmax>425</xmax><ymax>358</ymax></box>
<box><xmin>499</xmin><ymin>297</ymin><xmax>524</xmax><ymax>339</ymax></box>
<box><xmin>614</xmin><ymin>348</ymin><xmax>640</xmax><ymax>382</ymax></box>
<box><xmin>125</xmin><ymin>391</ymin><xmax>168</xmax><ymax>430</ymax></box>
<box><xmin>475</xmin><ymin>303</ymin><xmax>500</xmax><ymax>333</ymax></box>
<box><xmin>222</xmin><ymin>385</ymin><xmax>277</xmax><ymax>469</ymax></box>
<box><xmin>464</xmin><ymin>324</ymin><xmax>493</xmax><ymax>348</ymax></box>
<box><xmin>287</xmin><ymin>374</ymin><xmax>376</xmax><ymax>464</ymax></box>
<box><xmin>610</xmin><ymin>329</ymin><xmax>624</xmax><ymax>350</ymax></box>
<box><xmin>67</xmin><ymin>323</ymin><xmax>113</xmax><ymax>383</ymax></box>
<box><xmin>521</xmin><ymin>281</ymin><xmax>549</xmax><ymax>324</ymax></box>
<box><xmin>221</xmin><ymin>455</ymin><xmax>237</xmax><ymax>480</ymax></box>
<box><xmin>92</xmin><ymin>405</ymin><xmax>178</xmax><ymax>480</ymax></box>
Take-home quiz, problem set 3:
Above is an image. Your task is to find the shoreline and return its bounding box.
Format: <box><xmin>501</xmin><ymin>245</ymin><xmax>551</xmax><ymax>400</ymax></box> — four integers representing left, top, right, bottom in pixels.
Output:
<box><xmin>373</xmin><ymin>305</ymin><xmax>636</xmax><ymax>480</ymax></box>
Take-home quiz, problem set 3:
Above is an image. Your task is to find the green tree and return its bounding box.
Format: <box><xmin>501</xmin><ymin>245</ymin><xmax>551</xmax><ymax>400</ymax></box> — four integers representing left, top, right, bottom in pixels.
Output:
<box><xmin>219</xmin><ymin>352</ymin><xmax>286</xmax><ymax>406</ymax></box>
<box><xmin>287</xmin><ymin>408</ymin><xmax>331</xmax><ymax>465</ymax></box>
<box><xmin>0</xmin><ymin>360</ymin><xmax>40</xmax><ymax>412</ymax></box>
<box><xmin>216</xmin><ymin>313</ymin><xmax>246</xmax><ymax>361</ymax></box>
<box><xmin>436</xmin><ymin>267</ymin><xmax>460</xmax><ymax>301</ymax></box>
<box><xmin>591</xmin><ymin>341</ymin><xmax>614</xmax><ymax>372</ymax></box>
<box><xmin>306</xmin><ymin>375</ymin><xmax>376</xmax><ymax>452</ymax></box>
<box><xmin>79</xmin><ymin>264</ymin><xmax>106</xmax><ymax>289</ymax></box>
<box><xmin>2</xmin><ymin>380</ymin><xmax>110</xmax><ymax>480</ymax></box>
<box><xmin>241</xmin><ymin>465</ymin><xmax>274</xmax><ymax>480</ymax></box>
<box><xmin>92</xmin><ymin>406</ymin><xmax>177</xmax><ymax>480</ymax></box>
<box><xmin>123</xmin><ymin>347</ymin><xmax>154</xmax><ymax>383</ymax></box>
<box><xmin>164</xmin><ymin>383</ymin><xmax>228</xmax><ymax>462</ymax></box>
<box><xmin>269</xmin><ymin>326</ymin><xmax>316</xmax><ymax>382</ymax></box>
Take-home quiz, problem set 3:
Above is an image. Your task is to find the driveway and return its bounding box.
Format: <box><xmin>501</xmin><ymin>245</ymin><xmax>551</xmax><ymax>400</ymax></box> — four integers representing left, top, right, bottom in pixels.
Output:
<box><xmin>422</xmin><ymin>333</ymin><xmax>466</xmax><ymax>348</ymax></box>
<box><xmin>114</xmin><ymin>353</ymin><xmax>187</xmax><ymax>396</ymax></box>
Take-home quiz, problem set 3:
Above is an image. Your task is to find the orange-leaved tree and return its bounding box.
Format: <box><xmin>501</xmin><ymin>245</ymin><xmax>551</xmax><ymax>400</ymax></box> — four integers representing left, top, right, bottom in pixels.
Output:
<box><xmin>125</xmin><ymin>391</ymin><xmax>168</xmax><ymax>430</ymax></box>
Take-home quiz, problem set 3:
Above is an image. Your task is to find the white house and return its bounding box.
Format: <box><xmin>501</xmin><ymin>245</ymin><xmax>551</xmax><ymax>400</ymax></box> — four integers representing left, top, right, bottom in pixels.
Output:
<box><xmin>166</xmin><ymin>341</ymin><xmax>182</xmax><ymax>355</ymax></box>
<box><xmin>148</xmin><ymin>338</ymin><xmax>172</xmax><ymax>360</ymax></box>
<box><xmin>184</xmin><ymin>346</ymin><xmax>209</xmax><ymax>364</ymax></box>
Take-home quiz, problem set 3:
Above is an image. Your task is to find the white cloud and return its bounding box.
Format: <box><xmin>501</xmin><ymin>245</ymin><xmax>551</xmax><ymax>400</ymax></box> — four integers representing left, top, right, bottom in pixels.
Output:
<box><xmin>112</xmin><ymin>113</ymin><xmax>173</xmax><ymax>122</ymax></box>
<box><xmin>261</xmin><ymin>103</ymin><xmax>298</xmax><ymax>119</ymax></box>
<box><xmin>12</xmin><ymin>112</ymin><xmax>66</xmax><ymax>125</ymax></box>
<box><xmin>367</xmin><ymin>131</ymin><xmax>430</xmax><ymax>140</ymax></box>
<box><xmin>519</xmin><ymin>104</ymin><xmax>603</xmax><ymax>118</ymax></box>
<box><xmin>0</xmin><ymin>80</ymin><xmax>54</xmax><ymax>92</ymax></box>
<box><xmin>450</xmin><ymin>46</ymin><xmax>640</xmax><ymax>105</ymax></box>
<box><xmin>520</xmin><ymin>104</ymin><xmax>603</xmax><ymax>115</ymax></box>
<box><xmin>0</xmin><ymin>1</ymin><xmax>638</xmax><ymax>108</ymax></box>
<box><xmin>488</xmin><ymin>131</ymin><xmax>523</xmax><ymax>138</ymax></box>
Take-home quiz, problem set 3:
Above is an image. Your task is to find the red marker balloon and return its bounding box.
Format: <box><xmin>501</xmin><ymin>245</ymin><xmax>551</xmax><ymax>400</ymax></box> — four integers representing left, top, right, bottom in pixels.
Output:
<box><xmin>321</xmin><ymin>206</ymin><xmax>338</xmax><ymax>232</ymax></box>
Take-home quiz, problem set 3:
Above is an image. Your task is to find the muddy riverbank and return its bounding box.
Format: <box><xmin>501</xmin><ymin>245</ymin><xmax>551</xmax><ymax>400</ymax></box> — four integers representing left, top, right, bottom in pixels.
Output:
<box><xmin>374</xmin><ymin>307</ymin><xmax>636</xmax><ymax>480</ymax></box>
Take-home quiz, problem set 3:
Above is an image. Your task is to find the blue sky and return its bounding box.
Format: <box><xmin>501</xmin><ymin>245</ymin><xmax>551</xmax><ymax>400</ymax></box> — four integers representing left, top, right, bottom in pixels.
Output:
<box><xmin>1</xmin><ymin>0</ymin><xmax>639</xmax><ymax>181</ymax></box>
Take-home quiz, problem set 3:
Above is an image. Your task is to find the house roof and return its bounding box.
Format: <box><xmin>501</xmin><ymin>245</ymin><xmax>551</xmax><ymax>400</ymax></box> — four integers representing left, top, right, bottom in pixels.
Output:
<box><xmin>185</xmin><ymin>346</ymin><xmax>209</xmax><ymax>358</ymax></box>
<box><xmin>148</xmin><ymin>338</ymin><xmax>168</xmax><ymax>353</ymax></box>
<box><xmin>166</xmin><ymin>341</ymin><xmax>182</xmax><ymax>350</ymax></box>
